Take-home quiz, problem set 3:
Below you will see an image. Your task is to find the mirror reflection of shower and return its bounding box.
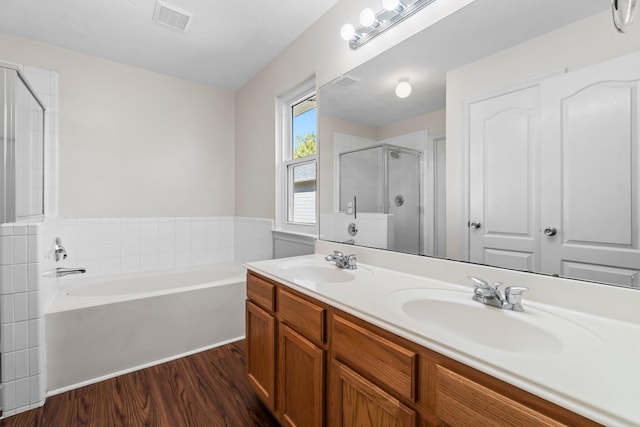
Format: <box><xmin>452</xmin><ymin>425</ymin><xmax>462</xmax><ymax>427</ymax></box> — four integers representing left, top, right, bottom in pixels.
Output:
<box><xmin>321</xmin><ymin>130</ymin><xmax>446</xmax><ymax>256</ymax></box>
<box><xmin>339</xmin><ymin>144</ymin><xmax>422</xmax><ymax>254</ymax></box>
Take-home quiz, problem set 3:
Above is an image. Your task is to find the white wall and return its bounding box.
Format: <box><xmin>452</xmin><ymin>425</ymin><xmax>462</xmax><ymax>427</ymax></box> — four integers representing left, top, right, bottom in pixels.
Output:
<box><xmin>445</xmin><ymin>10</ymin><xmax>640</xmax><ymax>260</ymax></box>
<box><xmin>234</xmin><ymin>0</ymin><xmax>475</xmax><ymax>221</ymax></box>
<box><xmin>0</xmin><ymin>32</ymin><xmax>235</xmax><ymax>218</ymax></box>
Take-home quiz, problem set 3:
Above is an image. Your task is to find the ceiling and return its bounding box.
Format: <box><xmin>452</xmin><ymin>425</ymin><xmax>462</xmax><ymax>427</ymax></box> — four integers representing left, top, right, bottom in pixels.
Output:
<box><xmin>319</xmin><ymin>0</ymin><xmax>609</xmax><ymax>127</ymax></box>
<box><xmin>0</xmin><ymin>0</ymin><xmax>341</xmax><ymax>91</ymax></box>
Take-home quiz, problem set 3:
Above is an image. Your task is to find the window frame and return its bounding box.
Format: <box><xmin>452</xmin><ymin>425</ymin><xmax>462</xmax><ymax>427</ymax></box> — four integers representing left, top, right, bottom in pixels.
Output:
<box><xmin>276</xmin><ymin>79</ymin><xmax>318</xmax><ymax>235</ymax></box>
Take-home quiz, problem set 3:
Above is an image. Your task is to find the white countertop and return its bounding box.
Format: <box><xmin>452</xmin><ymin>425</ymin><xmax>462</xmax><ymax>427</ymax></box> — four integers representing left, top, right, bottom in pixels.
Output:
<box><xmin>246</xmin><ymin>247</ymin><xmax>640</xmax><ymax>427</ymax></box>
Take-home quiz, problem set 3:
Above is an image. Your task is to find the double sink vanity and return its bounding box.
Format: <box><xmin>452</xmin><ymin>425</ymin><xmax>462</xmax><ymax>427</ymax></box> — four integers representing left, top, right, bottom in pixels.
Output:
<box><xmin>245</xmin><ymin>241</ymin><xmax>640</xmax><ymax>426</ymax></box>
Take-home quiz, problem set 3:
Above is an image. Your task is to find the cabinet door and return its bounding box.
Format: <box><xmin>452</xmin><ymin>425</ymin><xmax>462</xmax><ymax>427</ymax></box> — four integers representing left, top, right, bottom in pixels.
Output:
<box><xmin>279</xmin><ymin>324</ymin><xmax>324</xmax><ymax>427</ymax></box>
<box><xmin>246</xmin><ymin>301</ymin><xmax>276</xmax><ymax>411</ymax></box>
<box><xmin>330</xmin><ymin>361</ymin><xmax>416</xmax><ymax>427</ymax></box>
<box><xmin>435</xmin><ymin>366</ymin><xmax>563</xmax><ymax>427</ymax></box>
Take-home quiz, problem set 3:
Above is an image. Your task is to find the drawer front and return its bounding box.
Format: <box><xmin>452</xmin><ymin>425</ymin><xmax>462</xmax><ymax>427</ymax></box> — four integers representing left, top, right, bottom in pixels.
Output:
<box><xmin>435</xmin><ymin>366</ymin><xmax>565</xmax><ymax>427</ymax></box>
<box><xmin>279</xmin><ymin>289</ymin><xmax>326</xmax><ymax>344</ymax></box>
<box><xmin>247</xmin><ymin>273</ymin><xmax>275</xmax><ymax>312</ymax></box>
<box><xmin>332</xmin><ymin>315</ymin><xmax>417</xmax><ymax>401</ymax></box>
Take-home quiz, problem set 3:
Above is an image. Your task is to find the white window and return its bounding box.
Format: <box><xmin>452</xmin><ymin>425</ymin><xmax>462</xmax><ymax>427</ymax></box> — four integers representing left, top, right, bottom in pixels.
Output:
<box><xmin>277</xmin><ymin>80</ymin><xmax>317</xmax><ymax>233</ymax></box>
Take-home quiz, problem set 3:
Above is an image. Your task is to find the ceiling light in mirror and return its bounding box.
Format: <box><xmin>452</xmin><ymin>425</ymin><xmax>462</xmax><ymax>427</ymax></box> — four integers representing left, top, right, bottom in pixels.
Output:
<box><xmin>395</xmin><ymin>80</ymin><xmax>412</xmax><ymax>98</ymax></box>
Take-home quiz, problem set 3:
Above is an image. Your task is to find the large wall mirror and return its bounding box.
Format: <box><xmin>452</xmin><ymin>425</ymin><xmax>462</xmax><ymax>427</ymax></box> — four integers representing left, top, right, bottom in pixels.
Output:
<box><xmin>318</xmin><ymin>0</ymin><xmax>640</xmax><ymax>289</ymax></box>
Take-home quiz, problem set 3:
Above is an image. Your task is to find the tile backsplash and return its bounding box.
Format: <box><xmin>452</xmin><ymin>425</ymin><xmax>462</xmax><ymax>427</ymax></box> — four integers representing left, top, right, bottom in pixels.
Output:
<box><xmin>58</xmin><ymin>216</ymin><xmax>273</xmax><ymax>277</ymax></box>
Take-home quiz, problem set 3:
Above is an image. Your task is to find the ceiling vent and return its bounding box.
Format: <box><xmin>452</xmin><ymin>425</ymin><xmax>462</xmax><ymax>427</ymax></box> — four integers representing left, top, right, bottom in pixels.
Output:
<box><xmin>153</xmin><ymin>1</ymin><xmax>193</xmax><ymax>32</ymax></box>
<box><xmin>331</xmin><ymin>74</ymin><xmax>359</xmax><ymax>88</ymax></box>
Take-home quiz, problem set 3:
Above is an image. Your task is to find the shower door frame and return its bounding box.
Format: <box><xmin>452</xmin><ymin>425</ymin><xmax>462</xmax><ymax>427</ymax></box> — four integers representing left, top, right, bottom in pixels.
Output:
<box><xmin>0</xmin><ymin>62</ymin><xmax>47</xmax><ymax>224</ymax></box>
<box><xmin>337</xmin><ymin>143</ymin><xmax>423</xmax><ymax>254</ymax></box>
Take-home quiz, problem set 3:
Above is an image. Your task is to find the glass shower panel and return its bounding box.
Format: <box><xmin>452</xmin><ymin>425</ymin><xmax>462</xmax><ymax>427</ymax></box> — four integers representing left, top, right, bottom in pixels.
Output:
<box><xmin>15</xmin><ymin>74</ymin><xmax>44</xmax><ymax>220</ymax></box>
<box><xmin>339</xmin><ymin>146</ymin><xmax>384</xmax><ymax>213</ymax></box>
<box><xmin>0</xmin><ymin>65</ymin><xmax>45</xmax><ymax>224</ymax></box>
<box><xmin>386</xmin><ymin>147</ymin><xmax>421</xmax><ymax>254</ymax></box>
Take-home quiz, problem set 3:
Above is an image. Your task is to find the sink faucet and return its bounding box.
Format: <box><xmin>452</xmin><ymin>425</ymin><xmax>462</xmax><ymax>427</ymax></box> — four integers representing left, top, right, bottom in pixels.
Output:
<box><xmin>468</xmin><ymin>276</ymin><xmax>528</xmax><ymax>312</ymax></box>
<box><xmin>324</xmin><ymin>251</ymin><xmax>357</xmax><ymax>270</ymax></box>
<box><xmin>56</xmin><ymin>267</ymin><xmax>87</xmax><ymax>277</ymax></box>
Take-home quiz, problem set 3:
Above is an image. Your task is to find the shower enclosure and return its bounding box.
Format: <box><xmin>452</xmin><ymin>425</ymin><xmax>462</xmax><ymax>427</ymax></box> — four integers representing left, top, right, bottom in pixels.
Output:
<box><xmin>339</xmin><ymin>144</ymin><xmax>422</xmax><ymax>254</ymax></box>
<box><xmin>0</xmin><ymin>63</ymin><xmax>45</xmax><ymax>415</ymax></box>
<box><xmin>0</xmin><ymin>62</ymin><xmax>45</xmax><ymax>224</ymax></box>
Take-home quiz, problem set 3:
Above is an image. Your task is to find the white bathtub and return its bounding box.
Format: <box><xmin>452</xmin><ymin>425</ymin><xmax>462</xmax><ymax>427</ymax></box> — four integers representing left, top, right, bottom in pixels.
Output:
<box><xmin>45</xmin><ymin>262</ymin><xmax>247</xmax><ymax>395</ymax></box>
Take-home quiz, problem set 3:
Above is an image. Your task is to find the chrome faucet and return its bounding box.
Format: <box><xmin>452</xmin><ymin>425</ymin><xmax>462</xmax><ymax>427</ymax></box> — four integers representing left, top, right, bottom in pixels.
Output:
<box><xmin>468</xmin><ymin>276</ymin><xmax>528</xmax><ymax>312</ymax></box>
<box><xmin>55</xmin><ymin>267</ymin><xmax>86</xmax><ymax>277</ymax></box>
<box><xmin>54</xmin><ymin>237</ymin><xmax>67</xmax><ymax>262</ymax></box>
<box><xmin>324</xmin><ymin>251</ymin><xmax>357</xmax><ymax>270</ymax></box>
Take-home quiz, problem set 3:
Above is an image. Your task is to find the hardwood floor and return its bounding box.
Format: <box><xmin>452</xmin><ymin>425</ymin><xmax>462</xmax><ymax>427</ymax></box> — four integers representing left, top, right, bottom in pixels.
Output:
<box><xmin>0</xmin><ymin>341</ymin><xmax>280</xmax><ymax>427</ymax></box>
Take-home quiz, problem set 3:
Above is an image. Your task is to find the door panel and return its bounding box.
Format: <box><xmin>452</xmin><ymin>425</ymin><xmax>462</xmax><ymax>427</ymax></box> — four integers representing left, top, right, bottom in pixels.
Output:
<box><xmin>469</xmin><ymin>85</ymin><xmax>539</xmax><ymax>271</ymax></box>
<box><xmin>540</xmin><ymin>51</ymin><xmax>640</xmax><ymax>285</ymax></box>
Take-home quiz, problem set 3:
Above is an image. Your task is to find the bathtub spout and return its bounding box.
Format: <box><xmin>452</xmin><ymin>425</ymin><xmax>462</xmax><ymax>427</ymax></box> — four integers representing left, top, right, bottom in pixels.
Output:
<box><xmin>56</xmin><ymin>267</ymin><xmax>87</xmax><ymax>277</ymax></box>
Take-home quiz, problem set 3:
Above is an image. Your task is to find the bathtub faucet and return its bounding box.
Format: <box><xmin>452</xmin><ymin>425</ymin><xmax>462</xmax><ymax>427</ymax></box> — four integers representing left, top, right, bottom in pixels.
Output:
<box><xmin>56</xmin><ymin>267</ymin><xmax>87</xmax><ymax>277</ymax></box>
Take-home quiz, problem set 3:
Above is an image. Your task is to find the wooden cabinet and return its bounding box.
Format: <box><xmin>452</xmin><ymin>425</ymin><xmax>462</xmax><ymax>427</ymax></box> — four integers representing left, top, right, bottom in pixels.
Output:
<box><xmin>245</xmin><ymin>272</ymin><xmax>600</xmax><ymax>427</ymax></box>
<box><xmin>435</xmin><ymin>366</ymin><xmax>563</xmax><ymax>427</ymax></box>
<box><xmin>279</xmin><ymin>324</ymin><xmax>324</xmax><ymax>427</ymax></box>
<box><xmin>330</xmin><ymin>360</ymin><xmax>416</xmax><ymax>427</ymax></box>
<box><xmin>245</xmin><ymin>301</ymin><xmax>276</xmax><ymax>410</ymax></box>
<box><xmin>245</xmin><ymin>273</ymin><xmax>327</xmax><ymax>427</ymax></box>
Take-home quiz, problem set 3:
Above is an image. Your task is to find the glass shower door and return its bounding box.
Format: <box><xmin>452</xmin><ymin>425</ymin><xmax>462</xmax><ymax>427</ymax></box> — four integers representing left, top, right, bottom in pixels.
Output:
<box><xmin>386</xmin><ymin>147</ymin><xmax>421</xmax><ymax>254</ymax></box>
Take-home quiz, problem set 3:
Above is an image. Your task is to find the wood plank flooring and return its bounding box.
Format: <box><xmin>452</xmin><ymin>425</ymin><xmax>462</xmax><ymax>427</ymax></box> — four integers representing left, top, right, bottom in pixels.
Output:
<box><xmin>0</xmin><ymin>340</ymin><xmax>280</xmax><ymax>427</ymax></box>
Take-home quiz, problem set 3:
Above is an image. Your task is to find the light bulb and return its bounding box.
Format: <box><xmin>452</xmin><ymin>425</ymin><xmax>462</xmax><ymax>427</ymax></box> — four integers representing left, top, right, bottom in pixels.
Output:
<box><xmin>340</xmin><ymin>23</ymin><xmax>356</xmax><ymax>40</ymax></box>
<box><xmin>395</xmin><ymin>81</ymin><xmax>412</xmax><ymax>98</ymax></box>
<box><xmin>359</xmin><ymin>8</ymin><xmax>377</xmax><ymax>27</ymax></box>
<box><xmin>383</xmin><ymin>0</ymin><xmax>400</xmax><ymax>11</ymax></box>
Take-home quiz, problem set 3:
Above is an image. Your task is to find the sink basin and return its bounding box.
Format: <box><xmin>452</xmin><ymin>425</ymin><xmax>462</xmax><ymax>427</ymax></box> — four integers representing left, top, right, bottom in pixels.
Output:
<box><xmin>387</xmin><ymin>288</ymin><xmax>599</xmax><ymax>355</ymax></box>
<box><xmin>276</xmin><ymin>260</ymin><xmax>372</xmax><ymax>286</ymax></box>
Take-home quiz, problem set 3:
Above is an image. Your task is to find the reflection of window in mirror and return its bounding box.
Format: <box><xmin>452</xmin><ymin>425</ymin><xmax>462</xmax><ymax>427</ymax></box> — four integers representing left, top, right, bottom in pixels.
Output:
<box><xmin>278</xmin><ymin>79</ymin><xmax>317</xmax><ymax>234</ymax></box>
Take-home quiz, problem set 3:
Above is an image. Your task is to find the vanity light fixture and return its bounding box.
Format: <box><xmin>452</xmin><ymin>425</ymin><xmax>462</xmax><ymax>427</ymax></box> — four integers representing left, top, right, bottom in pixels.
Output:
<box><xmin>341</xmin><ymin>0</ymin><xmax>437</xmax><ymax>50</ymax></box>
<box><xmin>395</xmin><ymin>79</ymin><xmax>412</xmax><ymax>98</ymax></box>
<box><xmin>612</xmin><ymin>0</ymin><xmax>638</xmax><ymax>33</ymax></box>
<box><xmin>360</xmin><ymin>8</ymin><xmax>379</xmax><ymax>27</ymax></box>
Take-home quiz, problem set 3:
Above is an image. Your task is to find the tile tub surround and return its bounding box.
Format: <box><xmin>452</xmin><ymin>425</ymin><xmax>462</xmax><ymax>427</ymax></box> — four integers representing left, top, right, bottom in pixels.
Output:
<box><xmin>0</xmin><ymin>221</ymin><xmax>58</xmax><ymax>417</ymax></box>
<box><xmin>246</xmin><ymin>241</ymin><xmax>640</xmax><ymax>427</ymax></box>
<box><xmin>57</xmin><ymin>216</ymin><xmax>273</xmax><ymax>277</ymax></box>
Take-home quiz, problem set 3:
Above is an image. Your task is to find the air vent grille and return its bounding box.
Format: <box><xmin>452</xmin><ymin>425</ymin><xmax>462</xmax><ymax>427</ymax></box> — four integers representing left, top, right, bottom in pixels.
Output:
<box><xmin>331</xmin><ymin>75</ymin><xmax>359</xmax><ymax>88</ymax></box>
<box><xmin>153</xmin><ymin>1</ymin><xmax>193</xmax><ymax>32</ymax></box>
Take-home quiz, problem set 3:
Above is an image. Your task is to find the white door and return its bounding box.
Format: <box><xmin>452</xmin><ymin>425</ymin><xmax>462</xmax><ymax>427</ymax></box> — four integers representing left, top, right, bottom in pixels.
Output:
<box><xmin>468</xmin><ymin>85</ymin><xmax>540</xmax><ymax>271</ymax></box>
<box><xmin>540</xmin><ymin>52</ymin><xmax>640</xmax><ymax>286</ymax></box>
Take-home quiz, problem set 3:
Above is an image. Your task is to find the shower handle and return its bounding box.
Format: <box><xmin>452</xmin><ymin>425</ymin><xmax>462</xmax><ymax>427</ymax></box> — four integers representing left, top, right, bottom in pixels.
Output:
<box><xmin>353</xmin><ymin>196</ymin><xmax>357</xmax><ymax>219</ymax></box>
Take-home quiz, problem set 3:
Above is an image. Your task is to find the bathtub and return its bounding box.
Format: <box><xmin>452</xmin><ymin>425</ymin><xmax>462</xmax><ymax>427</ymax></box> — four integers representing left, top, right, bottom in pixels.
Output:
<box><xmin>45</xmin><ymin>262</ymin><xmax>247</xmax><ymax>395</ymax></box>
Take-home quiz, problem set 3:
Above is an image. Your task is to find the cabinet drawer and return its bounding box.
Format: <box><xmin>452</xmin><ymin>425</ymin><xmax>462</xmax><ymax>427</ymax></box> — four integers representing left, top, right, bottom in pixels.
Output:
<box><xmin>435</xmin><ymin>366</ymin><xmax>565</xmax><ymax>426</ymax></box>
<box><xmin>247</xmin><ymin>273</ymin><xmax>275</xmax><ymax>312</ymax></box>
<box><xmin>279</xmin><ymin>289</ymin><xmax>326</xmax><ymax>344</ymax></box>
<box><xmin>332</xmin><ymin>315</ymin><xmax>417</xmax><ymax>401</ymax></box>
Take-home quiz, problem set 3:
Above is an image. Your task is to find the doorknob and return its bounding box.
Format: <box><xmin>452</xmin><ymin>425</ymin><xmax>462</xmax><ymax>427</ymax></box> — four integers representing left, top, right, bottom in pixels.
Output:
<box><xmin>470</xmin><ymin>222</ymin><xmax>481</xmax><ymax>230</ymax></box>
<box><xmin>543</xmin><ymin>227</ymin><xmax>557</xmax><ymax>237</ymax></box>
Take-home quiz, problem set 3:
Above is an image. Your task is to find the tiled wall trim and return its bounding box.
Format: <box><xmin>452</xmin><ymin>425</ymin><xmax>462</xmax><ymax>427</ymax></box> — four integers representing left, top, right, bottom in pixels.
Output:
<box><xmin>57</xmin><ymin>216</ymin><xmax>273</xmax><ymax>277</ymax></box>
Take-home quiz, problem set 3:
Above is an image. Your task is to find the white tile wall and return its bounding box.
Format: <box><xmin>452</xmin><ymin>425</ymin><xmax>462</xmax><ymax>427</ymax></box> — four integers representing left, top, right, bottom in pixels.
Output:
<box><xmin>0</xmin><ymin>221</ymin><xmax>58</xmax><ymax>417</ymax></box>
<box><xmin>57</xmin><ymin>216</ymin><xmax>273</xmax><ymax>277</ymax></box>
<box><xmin>0</xmin><ymin>63</ymin><xmax>59</xmax><ymax>419</ymax></box>
<box><xmin>234</xmin><ymin>217</ymin><xmax>274</xmax><ymax>263</ymax></box>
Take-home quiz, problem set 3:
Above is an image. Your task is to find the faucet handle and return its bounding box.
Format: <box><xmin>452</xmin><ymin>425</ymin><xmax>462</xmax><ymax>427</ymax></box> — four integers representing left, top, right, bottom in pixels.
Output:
<box><xmin>505</xmin><ymin>286</ymin><xmax>529</xmax><ymax>304</ymax></box>
<box><xmin>346</xmin><ymin>254</ymin><xmax>357</xmax><ymax>269</ymax></box>
<box><xmin>333</xmin><ymin>250</ymin><xmax>344</xmax><ymax>258</ymax></box>
<box><xmin>468</xmin><ymin>275</ymin><xmax>491</xmax><ymax>289</ymax></box>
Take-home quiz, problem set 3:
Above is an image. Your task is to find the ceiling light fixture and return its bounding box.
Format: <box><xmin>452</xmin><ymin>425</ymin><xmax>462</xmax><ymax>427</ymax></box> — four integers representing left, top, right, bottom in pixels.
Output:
<box><xmin>341</xmin><ymin>0</ymin><xmax>437</xmax><ymax>50</ymax></box>
<box><xmin>395</xmin><ymin>80</ymin><xmax>412</xmax><ymax>99</ymax></box>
